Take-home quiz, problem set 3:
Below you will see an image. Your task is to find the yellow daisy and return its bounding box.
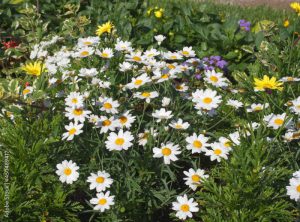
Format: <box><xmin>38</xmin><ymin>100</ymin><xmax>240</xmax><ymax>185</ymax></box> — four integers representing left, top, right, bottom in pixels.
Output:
<box><xmin>290</xmin><ymin>2</ymin><xmax>300</xmax><ymax>15</ymax></box>
<box><xmin>96</xmin><ymin>21</ymin><xmax>114</xmax><ymax>36</ymax></box>
<box><xmin>21</xmin><ymin>61</ymin><xmax>45</xmax><ymax>76</ymax></box>
<box><xmin>254</xmin><ymin>75</ymin><xmax>283</xmax><ymax>91</ymax></box>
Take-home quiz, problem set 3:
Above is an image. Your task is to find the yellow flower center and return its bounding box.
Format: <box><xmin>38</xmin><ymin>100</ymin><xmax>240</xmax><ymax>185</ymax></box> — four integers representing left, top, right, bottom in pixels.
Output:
<box><xmin>84</xmin><ymin>41</ymin><xmax>92</xmax><ymax>45</ymax></box>
<box><xmin>210</xmin><ymin>76</ymin><xmax>218</xmax><ymax>83</ymax></box>
<box><xmin>287</xmin><ymin>77</ymin><xmax>294</xmax><ymax>81</ymax></box>
<box><xmin>161</xmin><ymin>74</ymin><xmax>169</xmax><ymax>79</ymax></box>
<box><xmin>274</xmin><ymin>118</ymin><xmax>283</xmax><ymax>125</ymax></box>
<box><xmin>22</xmin><ymin>88</ymin><xmax>31</xmax><ymax>95</ymax></box>
<box><xmin>80</xmin><ymin>51</ymin><xmax>89</xmax><ymax>56</ymax></box>
<box><xmin>142</xmin><ymin>92</ymin><xmax>151</xmax><ymax>97</ymax></box>
<box><xmin>191</xmin><ymin>174</ymin><xmax>200</xmax><ymax>182</ymax></box>
<box><xmin>175</xmin><ymin>124</ymin><xmax>182</xmax><ymax>129</ymax></box>
<box><xmin>167</xmin><ymin>64</ymin><xmax>175</xmax><ymax>69</ymax></box>
<box><xmin>73</xmin><ymin>108</ymin><xmax>83</xmax><ymax>116</ymax></box>
<box><xmin>64</xmin><ymin>168</ymin><xmax>72</xmax><ymax>176</ymax></box>
<box><xmin>297</xmin><ymin>185</ymin><xmax>300</xmax><ymax>192</ymax></box>
<box><xmin>133</xmin><ymin>56</ymin><xmax>141</xmax><ymax>62</ymax></box>
<box><xmin>203</xmin><ymin>97</ymin><xmax>212</xmax><ymax>104</ymax></box>
<box><xmin>193</xmin><ymin>140</ymin><xmax>202</xmax><ymax>148</ymax></box>
<box><xmin>115</xmin><ymin>138</ymin><xmax>125</xmax><ymax>145</ymax></box>
<box><xmin>102</xmin><ymin>119</ymin><xmax>111</xmax><ymax>126</ymax></box>
<box><xmin>224</xmin><ymin>141</ymin><xmax>231</xmax><ymax>147</ymax></box>
<box><xmin>182</xmin><ymin>51</ymin><xmax>189</xmax><ymax>56</ymax></box>
<box><xmin>161</xmin><ymin>147</ymin><xmax>172</xmax><ymax>156</ymax></box>
<box><xmin>119</xmin><ymin>116</ymin><xmax>128</xmax><ymax>124</ymax></box>
<box><xmin>170</xmin><ymin>55</ymin><xmax>177</xmax><ymax>59</ymax></box>
<box><xmin>101</xmin><ymin>53</ymin><xmax>109</xmax><ymax>58</ymax></box>
<box><xmin>134</xmin><ymin>79</ymin><xmax>143</xmax><ymax>85</ymax></box>
<box><xmin>96</xmin><ymin>176</ymin><xmax>105</xmax><ymax>183</ymax></box>
<box><xmin>103</xmin><ymin>102</ymin><xmax>112</xmax><ymax>109</ymax></box>
<box><xmin>69</xmin><ymin>128</ymin><xmax>77</xmax><ymax>135</ymax></box>
<box><xmin>71</xmin><ymin>98</ymin><xmax>78</xmax><ymax>104</ymax></box>
<box><xmin>176</xmin><ymin>85</ymin><xmax>183</xmax><ymax>90</ymax></box>
<box><xmin>254</xmin><ymin>106</ymin><xmax>262</xmax><ymax>111</ymax></box>
<box><xmin>180</xmin><ymin>204</ymin><xmax>190</xmax><ymax>212</ymax></box>
<box><xmin>98</xmin><ymin>198</ymin><xmax>107</xmax><ymax>205</ymax></box>
<box><xmin>214</xmin><ymin>149</ymin><xmax>222</xmax><ymax>155</ymax></box>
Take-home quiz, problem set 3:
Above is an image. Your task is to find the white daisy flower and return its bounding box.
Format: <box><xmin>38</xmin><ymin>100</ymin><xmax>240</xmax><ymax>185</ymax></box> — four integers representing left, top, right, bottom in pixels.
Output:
<box><xmin>227</xmin><ymin>99</ymin><xmax>243</xmax><ymax>109</ymax></box>
<box><xmin>162</xmin><ymin>97</ymin><xmax>171</xmax><ymax>107</ymax></box>
<box><xmin>280</xmin><ymin>76</ymin><xmax>300</xmax><ymax>82</ymax></box>
<box><xmin>77</xmin><ymin>36</ymin><xmax>99</xmax><ymax>47</ymax></box>
<box><xmin>65</xmin><ymin>92</ymin><xmax>84</xmax><ymax>108</ymax></box>
<box><xmin>229</xmin><ymin>131</ymin><xmax>240</xmax><ymax>145</ymax></box>
<box><xmin>152</xmin><ymin>108</ymin><xmax>173</xmax><ymax>122</ymax></box>
<box><xmin>138</xmin><ymin>128</ymin><xmax>158</xmax><ymax>146</ymax></box>
<box><xmin>204</xmin><ymin>69</ymin><xmax>228</xmax><ymax>87</ymax></box>
<box><xmin>218</xmin><ymin>136</ymin><xmax>233</xmax><ymax>151</ymax></box>
<box><xmin>246</xmin><ymin>103</ymin><xmax>269</xmax><ymax>112</ymax></box>
<box><xmin>89</xmin><ymin>114</ymin><xmax>100</xmax><ymax>125</ymax></box>
<box><xmin>163</xmin><ymin>51</ymin><xmax>183</xmax><ymax>60</ymax></box>
<box><xmin>119</xmin><ymin>61</ymin><xmax>133</xmax><ymax>72</ymax></box>
<box><xmin>174</xmin><ymin>83</ymin><xmax>188</xmax><ymax>92</ymax></box>
<box><xmin>98</xmin><ymin>116</ymin><xmax>118</xmax><ymax>134</ymax></box>
<box><xmin>115</xmin><ymin>39</ymin><xmax>132</xmax><ymax>52</ymax></box>
<box><xmin>100</xmin><ymin>97</ymin><xmax>120</xmax><ymax>114</ymax></box>
<box><xmin>126</xmin><ymin>73</ymin><xmax>151</xmax><ymax>89</ymax></box>
<box><xmin>153</xmin><ymin>142</ymin><xmax>181</xmax><ymax>164</ymax></box>
<box><xmin>62</xmin><ymin>122</ymin><xmax>84</xmax><ymax>140</ymax></box>
<box><xmin>183</xmin><ymin>168</ymin><xmax>209</xmax><ymax>191</ymax></box>
<box><xmin>291</xmin><ymin>96</ymin><xmax>300</xmax><ymax>114</ymax></box>
<box><xmin>76</xmin><ymin>47</ymin><xmax>94</xmax><ymax>57</ymax></box>
<box><xmin>192</xmin><ymin>89</ymin><xmax>222</xmax><ymax>111</ymax></box>
<box><xmin>205</xmin><ymin>142</ymin><xmax>229</xmax><ymax>162</ymax></box>
<box><xmin>87</xmin><ymin>171</ymin><xmax>113</xmax><ymax>192</ymax></box>
<box><xmin>169</xmin><ymin>118</ymin><xmax>190</xmax><ymax>130</ymax></box>
<box><xmin>56</xmin><ymin>160</ymin><xmax>79</xmax><ymax>184</ymax></box>
<box><xmin>89</xmin><ymin>191</ymin><xmax>115</xmax><ymax>212</ymax></box>
<box><xmin>96</xmin><ymin>48</ymin><xmax>114</xmax><ymax>59</ymax></box>
<box><xmin>172</xmin><ymin>194</ymin><xmax>199</xmax><ymax>220</ymax></box>
<box><xmin>125</xmin><ymin>51</ymin><xmax>144</xmax><ymax>63</ymax></box>
<box><xmin>134</xmin><ymin>91</ymin><xmax>159</xmax><ymax>103</ymax></box>
<box><xmin>117</xmin><ymin>111</ymin><xmax>136</xmax><ymax>129</ymax></box>
<box><xmin>154</xmin><ymin>34</ymin><xmax>166</xmax><ymax>45</ymax></box>
<box><xmin>105</xmin><ymin>130</ymin><xmax>134</xmax><ymax>151</ymax></box>
<box><xmin>152</xmin><ymin>69</ymin><xmax>176</xmax><ymax>83</ymax></box>
<box><xmin>143</xmin><ymin>48</ymin><xmax>160</xmax><ymax>59</ymax></box>
<box><xmin>263</xmin><ymin>113</ymin><xmax>287</xmax><ymax>129</ymax></box>
<box><xmin>78</xmin><ymin>68</ymin><xmax>98</xmax><ymax>78</ymax></box>
<box><xmin>286</xmin><ymin>177</ymin><xmax>300</xmax><ymax>201</ymax></box>
<box><xmin>180</xmin><ymin>46</ymin><xmax>196</xmax><ymax>57</ymax></box>
<box><xmin>22</xmin><ymin>86</ymin><xmax>33</xmax><ymax>98</ymax></box>
<box><xmin>65</xmin><ymin>107</ymin><xmax>91</xmax><ymax>123</ymax></box>
<box><xmin>186</xmin><ymin>133</ymin><xmax>210</xmax><ymax>154</ymax></box>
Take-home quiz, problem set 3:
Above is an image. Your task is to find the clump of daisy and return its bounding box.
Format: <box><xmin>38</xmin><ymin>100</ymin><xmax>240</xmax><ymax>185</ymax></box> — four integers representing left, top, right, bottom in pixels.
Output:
<box><xmin>172</xmin><ymin>194</ymin><xmax>199</xmax><ymax>220</ymax></box>
<box><xmin>56</xmin><ymin>160</ymin><xmax>79</xmax><ymax>184</ymax></box>
<box><xmin>183</xmin><ymin>168</ymin><xmax>209</xmax><ymax>190</ymax></box>
<box><xmin>89</xmin><ymin>191</ymin><xmax>115</xmax><ymax>212</ymax></box>
<box><xmin>87</xmin><ymin>171</ymin><xmax>113</xmax><ymax>192</ymax></box>
<box><xmin>286</xmin><ymin>170</ymin><xmax>300</xmax><ymax>201</ymax></box>
<box><xmin>153</xmin><ymin>142</ymin><xmax>181</xmax><ymax>164</ymax></box>
<box><xmin>105</xmin><ymin>130</ymin><xmax>134</xmax><ymax>151</ymax></box>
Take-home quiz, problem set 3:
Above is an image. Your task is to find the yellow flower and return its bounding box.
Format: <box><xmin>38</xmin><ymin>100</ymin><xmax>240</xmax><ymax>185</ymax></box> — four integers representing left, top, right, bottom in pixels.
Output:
<box><xmin>21</xmin><ymin>61</ymin><xmax>45</xmax><ymax>76</ymax></box>
<box><xmin>96</xmin><ymin>21</ymin><xmax>114</xmax><ymax>36</ymax></box>
<box><xmin>290</xmin><ymin>2</ymin><xmax>300</xmax><ymax>15</ymax></box>
<box><xmin>283</xmin><ymin>19</ymin><xmax>290</xmax><ymax>27</ymax></box>
<box><xmin>154</xmin><ymin>8</ymin><xmax>163</xmax><ymax>18</ymax></box>
<box><xmin>254</xmin><ymin>75</ymin><xmax>283</xmax><ymax>91</ymax></box>
<box><xmin>147</xmin><ymin>8</ymin><xmax>153</xmax><ymax>15</ymax></box>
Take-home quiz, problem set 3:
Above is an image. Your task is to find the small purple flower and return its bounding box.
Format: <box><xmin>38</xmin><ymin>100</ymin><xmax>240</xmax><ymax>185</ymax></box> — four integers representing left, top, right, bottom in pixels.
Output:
<box><xmin>195</xmin><ymin>74</ymin><xmax>201</xmax><ymax>79</ymax></box>
<box><xmin>239</xmin><ymin>19</ymin><xmax>251</xmax><ymax>32</ymax></box>
<box><xmin>210</xmin><ymin>56</ymin><xmax>221</xmax><ymax>61</ymax></box>
<box><xmin>216</xmin><ymin>60</ymin><xmax>228</xmax><ymax>69</ymax></box>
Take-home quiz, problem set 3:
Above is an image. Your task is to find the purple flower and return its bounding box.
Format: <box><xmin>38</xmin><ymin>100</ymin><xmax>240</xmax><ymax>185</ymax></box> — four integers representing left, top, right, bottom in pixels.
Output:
<box><xmin>195</xmin><ymin>74</ymin><xmax>201</xmax><ymax>79</ymax></box>
<box><xmin>239</xmin><ymin>19</ymin><xmax>251</xmax><ymax>31</ymax></box>
<box><xmin>216</xmin><ymin>60</ymin><xmax>228</xmax><ymax>69</ymax></box>
<box><xmin>210</xmin><ymin>56</ymin><xmax>221</xmax><ymax>61</ymax></box>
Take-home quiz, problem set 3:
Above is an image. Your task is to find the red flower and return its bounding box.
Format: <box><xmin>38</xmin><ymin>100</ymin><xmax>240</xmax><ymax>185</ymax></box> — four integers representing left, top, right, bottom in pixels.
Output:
<box><xmin>2</xmin><ymin>40</ymin><xmax>19</xmax><ymax>49</ymax></box>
